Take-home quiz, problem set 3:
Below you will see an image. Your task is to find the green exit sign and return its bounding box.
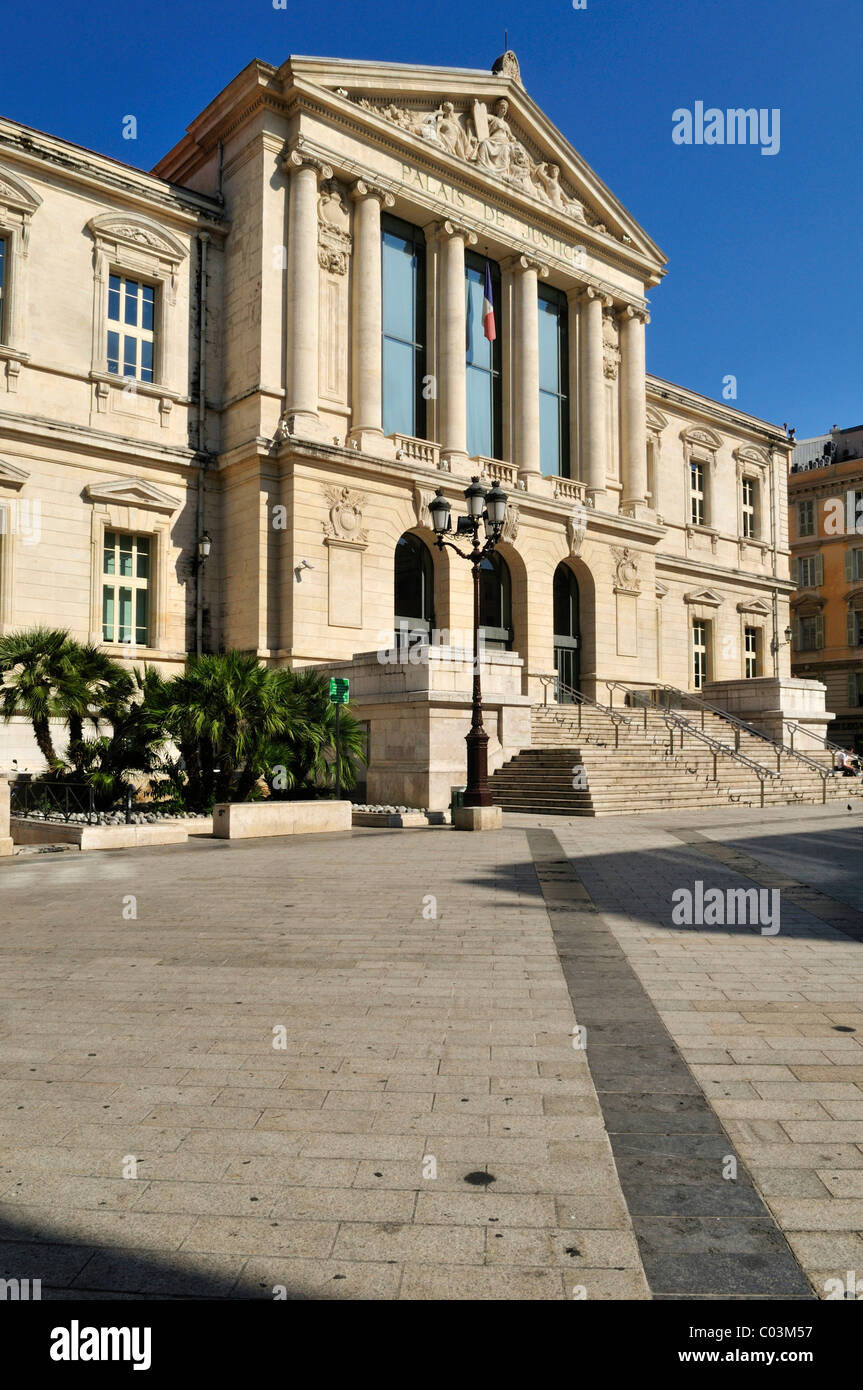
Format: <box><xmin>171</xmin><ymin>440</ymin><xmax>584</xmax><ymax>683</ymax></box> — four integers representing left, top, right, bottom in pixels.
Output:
<box><xmin>329</xmin><ymin>677</ymin><xmax>350</xmax><ymax>704</ymax></box>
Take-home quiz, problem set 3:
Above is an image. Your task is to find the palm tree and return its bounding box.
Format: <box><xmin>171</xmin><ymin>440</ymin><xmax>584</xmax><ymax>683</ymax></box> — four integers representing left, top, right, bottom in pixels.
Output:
<box><xmin>0</xmin><ymin>627</ymin><xmax>83</xmax><ymax>769</ymax></box>
<box><xmin>162</xmin><ymin>652</ymin><xmax>300</xmax><ymax>808</ymax></box>
<box><xmin>63</xmin><ymin>642</ymin><xmax>134</xmax><ymax>774</ymax></box>
<box><xmin>266</xmin><ymin>667</ymin><xmax>367</xmax><ymax>797</ymax></box>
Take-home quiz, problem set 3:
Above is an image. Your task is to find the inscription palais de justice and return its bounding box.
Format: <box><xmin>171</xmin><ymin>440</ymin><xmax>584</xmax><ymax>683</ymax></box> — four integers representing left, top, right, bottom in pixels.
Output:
<box><xmin>399</xmin><ymin>163</ymin><xmax>585</xmax><ymax>264</ymax></box>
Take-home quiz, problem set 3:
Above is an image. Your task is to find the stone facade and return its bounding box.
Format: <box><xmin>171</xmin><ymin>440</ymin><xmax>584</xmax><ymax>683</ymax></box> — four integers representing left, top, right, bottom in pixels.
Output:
<box><xmin>789</xmin><ymin>427</ymin><xmax>863</xmax><ymax>753</ymax></box>
<box><xmin>0</xmin><ymin>51</ymin><xmax>803</xmax><ymax>801</ymax></box>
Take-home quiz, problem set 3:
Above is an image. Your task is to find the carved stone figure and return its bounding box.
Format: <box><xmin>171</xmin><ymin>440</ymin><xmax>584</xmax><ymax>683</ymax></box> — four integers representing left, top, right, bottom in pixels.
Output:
<box><xmin>473</xmin><ymin>99</ymin><xmax>519</xmax><ymax>175</ymax></box>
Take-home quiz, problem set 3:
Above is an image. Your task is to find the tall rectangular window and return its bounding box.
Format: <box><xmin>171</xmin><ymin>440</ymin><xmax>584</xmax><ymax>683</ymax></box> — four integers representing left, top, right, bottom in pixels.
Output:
<box><xmin>797</xmin><ymin>499</ymin><xmax>815</xmax><ymax>537</ymax></box>
<box><xmin>465</xmin><ymin>252</ymin><xmax>501</xmax><ymax>460</ymax></box>
<box><xmin>741</xmin><ymin>477</ymin><xmax>756</xmax><ymax>538</ymax></box>
<box><xmin>744</xmin><ymin>626</ymin><xmax>759</xmax><ymax>678</ymax></box>
<box><xmin>690</xmin><ymin>461</ymin><xmax>705</xmax><ymax>526</ymax></box>
<box><xmin>846</xmin><ymin>548</ymin><xmax>863</xmax><ymax>582</ymax></box>
<box><xmin>381</xmin><ymin>215</ymin><xmax>426</xmax><ymax>440</ymax></box>
<box><xmin>0</xmin><ymin>237</ymin><xmax>6</xmax><ymax>341</ymax></box>
<box><xmin>102</xmin><ymin>531</ymin><xmax>150</xmax><ymax>646</ymax></box>
<box><xmin>538</xmin><ymin>285</ymin><xmax>570</xmax><ymax>477</ymax></box>
<box><xmin>797</xmin><ymin>615</ymin><xmax>822</xmax><ymax>651</ymax></box>
<box><xmin>107</xmin><ymin>274</ymin><xmax>155</xmax><ymax>382</ymax></box>
<box><xmin>692</xmin><ymin>619</ymin><xmax>708</xmax><ymax>689</ymax></box>
<box><xmin>798</xmin><ymin>555</ymin><xmax>818</xmax><ymax>588</ymax></box>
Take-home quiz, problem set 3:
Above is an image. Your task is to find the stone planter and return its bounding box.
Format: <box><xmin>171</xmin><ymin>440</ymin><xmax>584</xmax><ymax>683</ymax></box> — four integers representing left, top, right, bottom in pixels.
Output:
<box><xmin>212</xmin><ymin>799</ymin><xmax>352</xmax><ymax>839</ymax></box>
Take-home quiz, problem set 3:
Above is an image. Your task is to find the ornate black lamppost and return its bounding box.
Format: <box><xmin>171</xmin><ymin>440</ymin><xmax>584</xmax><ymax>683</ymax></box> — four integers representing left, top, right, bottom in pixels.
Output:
<box><xmin>429</xmin><ymin>476</ymin><xmax>508</xmax><ymax>808</ymax></box>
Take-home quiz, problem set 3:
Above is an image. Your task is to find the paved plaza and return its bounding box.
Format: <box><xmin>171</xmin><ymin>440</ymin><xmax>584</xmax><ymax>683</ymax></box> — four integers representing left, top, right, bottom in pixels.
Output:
<box><xmin>0</xmin><ymin>803</ymin><xmax>861</xmax><ymax>1300</ymax></box>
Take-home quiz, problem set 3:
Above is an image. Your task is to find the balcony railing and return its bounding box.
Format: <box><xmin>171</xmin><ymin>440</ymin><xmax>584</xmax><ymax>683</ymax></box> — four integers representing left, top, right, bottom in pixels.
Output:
<box><xmin>391</xmin><ymin>435</ymin><xmax>440</xmax><ymax>468</ymax></box>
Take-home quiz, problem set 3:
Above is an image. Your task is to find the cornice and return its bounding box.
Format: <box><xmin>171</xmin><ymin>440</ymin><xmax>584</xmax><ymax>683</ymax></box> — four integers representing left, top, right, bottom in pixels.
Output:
<box><xmin>0</xmin><ymin>123</ymin><xmax>225</xmax><ymax>229</ymax></box>
<box><xmin>0</xmin><ymin>409</ymin><xmax>199</xmax><ymax>469</ymax></box>
<box><xmin>647</xmin><ymin>376</ymin><xmax>789</xmax><ymax>446</ymax></box>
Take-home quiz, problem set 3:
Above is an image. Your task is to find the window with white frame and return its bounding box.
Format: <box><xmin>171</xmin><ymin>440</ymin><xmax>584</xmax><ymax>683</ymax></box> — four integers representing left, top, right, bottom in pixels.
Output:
<box><xmin>102</xmin><ymin>531</ymin><xmax>151</xmax><ymax>645</ymax></box>
<box><xmin>797</xmin><ymin>499</ymin><xmax>815</xmax><ymax>538</ymax></box>
<box><xmin>692</xmin><ymin>618</ymin><xmax>709</xmax><ymax>689</ymax></box>
<box><xmin>107</xmin><ymin>274</ymin><xmax>155</xmax><ymax>383</ymax></box>
<box><xmin>690</xmin><ymin>461</ymin><xmax>705</xmax><ymax>526</ymax></box>
<box><xmin>741</xmin><ymin>477</ymin><xmax>756</xmax><ymax>539</ymax></box>
<box><xmin>744</xmin><ymin>626</ymin><xmax>759</xmax><ymax>678</ymax></box>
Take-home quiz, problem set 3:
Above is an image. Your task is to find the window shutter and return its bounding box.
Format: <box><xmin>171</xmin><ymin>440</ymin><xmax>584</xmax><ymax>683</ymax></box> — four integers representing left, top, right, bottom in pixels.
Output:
<box><xmin>849</xmin><ymin>672</ymin><xmax>859</xmax><ymax>707</ymax></box>
<box><xmin>790</xmin><ymin>556</ymin><xmax>798</xmax><ymax>585</ymax></box>
<box><xmin>846</xmin><ymin>548</ymin><xmax>854</xmax><ymax>582</ymax></box>
<box><xmin>792</xmin><ymin>616</ymin><xmax>800</xmax><ymax>651</ymax></box>
<box><xmin>815</xmin><ymin>614</ymin><xmax>824</xmax><ymax>649</ymax></box>
<box><xmin>815</xmin><ymin>553</ymin><xmax>824</xmax><ymax>586</ymax></box>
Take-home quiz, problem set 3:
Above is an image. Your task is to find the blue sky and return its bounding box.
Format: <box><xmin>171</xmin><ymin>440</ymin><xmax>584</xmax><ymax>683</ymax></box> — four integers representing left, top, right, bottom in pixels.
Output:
<box><xmin>2</xmin><ymin>0</ymin><xmax>860</xmax><ymax>437</ymax></box>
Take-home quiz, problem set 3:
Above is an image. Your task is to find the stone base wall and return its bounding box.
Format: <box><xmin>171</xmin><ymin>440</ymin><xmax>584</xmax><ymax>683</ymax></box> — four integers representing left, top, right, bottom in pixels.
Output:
<box><xmin>704</xmin><ymin>676</ymin><xmax>833</xmax><ymax>749</ymax></box>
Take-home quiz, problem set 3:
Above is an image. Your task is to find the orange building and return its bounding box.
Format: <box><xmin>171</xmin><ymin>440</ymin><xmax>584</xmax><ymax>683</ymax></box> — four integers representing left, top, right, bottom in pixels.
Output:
<box><xmin>789</xmin><ymin>425</ymin><xmax>863</xmax><ymax>753</ymax></box>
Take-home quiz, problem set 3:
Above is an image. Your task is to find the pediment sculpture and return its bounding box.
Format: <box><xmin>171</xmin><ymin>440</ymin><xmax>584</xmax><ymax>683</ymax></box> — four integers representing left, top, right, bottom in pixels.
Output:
<box><xmin>354</xmin><ymin>94</ymin><xmax>590</xmax><ymax>225</ymax></box>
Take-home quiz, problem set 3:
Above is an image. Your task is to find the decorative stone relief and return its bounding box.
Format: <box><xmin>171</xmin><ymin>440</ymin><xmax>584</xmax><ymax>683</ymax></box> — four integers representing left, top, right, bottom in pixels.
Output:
<box><xmin>413</xmin><ymin>484</ymin><xmax>435</xmax><ymax>530</ymax></box>
<box><xmin>567</xmin><ymin>504</ymin><xmax>587</xmax><ymax>557</ymax></box>
<box><xmin>611</xmin><ymin>546</ymin><xmax>641</xmax><ymax>594</ymax></box>
<box><xmin>322</xmin><ymin>486</ymin><xmax>368</xmax><ymax>545</ymax></box>
<box><xmin>502</xmin><ymin>503</ymin><xmax>519</xmax><ymax>543</ymax></box>
<box><xmin>491</xmin><ymin>50</ymin><xmax>522</xmax><ymax>83</ymax></box>
<box><xmin>352</xmin><ymin>94</ymin><xmax>605</xmax><ymax>228</ymax></box>
<box><xmin>602</xmin><ymin>311</ymin><xmax>620</xmax><ymax>380</ymax></box>
<box><xmin>318</xmin><ymin>181</ymin><xmax>352</xmax><ymax>277</ymax></box>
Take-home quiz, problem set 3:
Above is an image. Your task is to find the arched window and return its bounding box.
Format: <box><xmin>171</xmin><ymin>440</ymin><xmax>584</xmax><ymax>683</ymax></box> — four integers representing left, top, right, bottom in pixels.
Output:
<box><xmin>553</xmin><ymin>563</ymin><xmax>580</xmax><ymax>698</ymax></box>
<box><xmin>394</xmin><ymin>533</ymin><xmax>434</xmax><ymax>646</ymax></box>
<box><xmin>479</xmin><ymin>551</ymin><xmax>512</xmax><ymax>651</ymax></box>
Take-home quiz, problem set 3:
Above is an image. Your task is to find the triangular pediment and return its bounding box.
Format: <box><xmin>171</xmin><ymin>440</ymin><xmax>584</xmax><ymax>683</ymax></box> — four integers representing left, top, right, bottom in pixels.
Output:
<box><xmin>0</xmin><ymin>459</ymin><xmax>30</xmax><ymax>489</ymax></box>
<box><xmin>684</xmin><ymin>587</ymin><xmax>724</xmax><ymax>607</ymax></box>
<box><xmin>736</xmin><ymin>598</ymin><xmax>772</xmax><ymax>616</ymax></box>
<box><xmin>84</xmin><ymin>477</ymin><xmax>180</xmax><ymax>513</ymax></box>
<box><xmin>285</xmin><ymin>55</ymin><xmax>666</xmax><ymax>276</ymax></box>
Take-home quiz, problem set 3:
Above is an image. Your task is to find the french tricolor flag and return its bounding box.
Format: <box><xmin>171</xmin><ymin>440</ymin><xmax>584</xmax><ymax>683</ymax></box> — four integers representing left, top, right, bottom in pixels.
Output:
<box><xmin>482</xmin><ymin>259</ymin><xmax>496</xmax><ymax>342</ymax></box>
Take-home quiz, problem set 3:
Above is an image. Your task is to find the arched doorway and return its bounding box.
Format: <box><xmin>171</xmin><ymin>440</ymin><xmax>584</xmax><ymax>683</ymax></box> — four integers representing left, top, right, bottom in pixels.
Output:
<box><xmin>394</xmin><ymin>532</ymin><xmax>434</xmax><ymax>648</ymax></box>
<box><xmin>479</xmin><ymin>551</ymin><xmax>512</xmax><ymax>651</ymax></box>
<box><xmin>553</xmin><ymin>562</ymin><xmax>580</xmax><ymax>699</ymax></box>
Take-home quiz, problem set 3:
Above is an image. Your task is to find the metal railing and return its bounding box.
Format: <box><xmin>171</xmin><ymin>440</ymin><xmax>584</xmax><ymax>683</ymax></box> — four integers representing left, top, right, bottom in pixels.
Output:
<box><xmin>10</xmin><ymin>780</ymin><xmax>98</xmax><ymax>824</ymax></box>
<box><xmin>605</xmin><ymin>679</ymin><xmax>831</xmax><ymax>801</ymax></box>
<box><xmin>538</xmin><ymin>677</ymin><xmax>632</xmax><ymax>748</ymax></box>
<box><xmin>783</xmin><ymin>719</ymin><xmax>843</xmax><ymax>768</ymax></box>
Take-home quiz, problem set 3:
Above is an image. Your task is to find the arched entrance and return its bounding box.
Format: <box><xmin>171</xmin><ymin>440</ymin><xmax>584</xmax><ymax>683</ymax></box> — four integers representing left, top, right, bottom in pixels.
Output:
<box><xmin>394</xmin><ymin>532</ymin><xmax>434</xmax><ymax>648</ymax></box>
<box><xmin>553</xmin><ymin>562</ymin><xmax>580</xmax><ymax>699</ymax></box>
<box><xmin>479</xmin><ymin>551</ymin><xmax>512</xmax><ymax>651</ymax></box>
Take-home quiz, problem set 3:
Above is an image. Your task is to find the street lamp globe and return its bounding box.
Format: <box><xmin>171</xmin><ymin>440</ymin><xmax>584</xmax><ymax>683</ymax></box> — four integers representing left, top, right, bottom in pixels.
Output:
<box><xmin>485</xmin><ymin>481</ymin><xmax>508</xmax><ymax>528</ymax></box>
<box><xmin>464</xmin><ymin>475</ymin><xmax>487</xmax><ymax>520</ymax></box>
<box><xmin>429</xmin><ymin>488</ymin><xmax>452</xmax><ymax>535</ymax></box>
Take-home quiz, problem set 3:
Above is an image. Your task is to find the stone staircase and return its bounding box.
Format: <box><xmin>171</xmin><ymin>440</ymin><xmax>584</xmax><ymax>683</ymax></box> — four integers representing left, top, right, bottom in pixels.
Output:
<box><xmin>490</xmin><ymin>697</ymin><xmax>863</xmax><ymax>817</ymax></box>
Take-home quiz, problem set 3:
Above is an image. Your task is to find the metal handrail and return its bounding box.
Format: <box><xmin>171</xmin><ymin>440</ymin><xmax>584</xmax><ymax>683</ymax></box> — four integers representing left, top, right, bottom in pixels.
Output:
<box><xmin>605</xmin><ymin>679</ymin><xmax>831</xmax><ymax>790</ymax></box>
<box><xmin>10</xmin><ymin>779</ymin><xmax>98</xmax><ymax>824</ymax></box>
<box><xmin>537</xmin><ymin>677</ymin><xmax>632</xmax><ymax>749</ymax></box>
<box><xmin>783</xmin><ymin>719</ymin><xmax>843</xmax><ymax>766</ymax></box>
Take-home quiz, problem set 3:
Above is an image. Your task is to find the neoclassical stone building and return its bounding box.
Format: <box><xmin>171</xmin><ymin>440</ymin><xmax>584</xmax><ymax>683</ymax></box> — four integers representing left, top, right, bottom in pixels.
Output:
<box><xmin>0</xmin><ymin>50</ymin><xmax>805</xmax><ymax>803</ymax></box>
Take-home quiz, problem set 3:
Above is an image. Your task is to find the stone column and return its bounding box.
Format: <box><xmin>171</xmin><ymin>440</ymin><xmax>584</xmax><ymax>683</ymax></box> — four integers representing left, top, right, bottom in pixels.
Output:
<box><xmin>566</xmin><ymin>289</ymin><xmax>581</xmax><ymax>482</ymax></box>
<box><xmin>349</xmin><ymin>179</ymin><xmax>394</xmax><ymax>450</ymax></box>
<box><xmin>0</xmin><ymin>776</ymin><xmax>12</xmax><ymax>857</ymax></box>
<box><xmin>282</xmin><ymin>149</ymin><xmax>331</xmax><ymax>439</ymax></box>
<box><xmin>579</xmin><ymin>286</ymin><xmax>609</xmax><ymax>507</ymax></box>
<box><xmin>513</xmin><ymin>255</ymin><xmax>546</xmax><ymax>480</ymax></box>
<box><xmin>438</xmin><ymin>220</ymin><xmax>476</xmax><ymax>466</ymax></box>
<box><xmin>620</xmin><ymin>306</ymin><xmax>650</xmax><ymax>518</ymax></box>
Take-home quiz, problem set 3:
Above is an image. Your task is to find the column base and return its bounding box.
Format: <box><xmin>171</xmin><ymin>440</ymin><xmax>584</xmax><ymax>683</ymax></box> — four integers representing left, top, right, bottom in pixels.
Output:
<box><xmin>440</xmin><ymin>450</ymin><xmax>469</xmax><ymax>474</ymax></box>
<box><xmin>621</xmin><ymin>498</ymin><xmax>653</xmax><ymax>522</ymax></box>
<box><xmin>347</xmin><ymin>428</ymin><xmax>395</xmax><ymax>458</ymax></box>
<box><xmin>587</xmin><ymin>487</ymin><xmax>608</xmax><ymax>509</ymax></box>
<box><xmin>453</xmin><ymin>805</ymin><xmax>503</xmax><ymax>832</ymax></box>
<box><xmin>280</xmin><ymin>412</ymin><xmax>332</xmax><ymax>445</ymax></box>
